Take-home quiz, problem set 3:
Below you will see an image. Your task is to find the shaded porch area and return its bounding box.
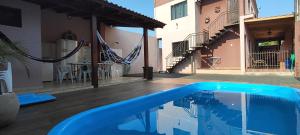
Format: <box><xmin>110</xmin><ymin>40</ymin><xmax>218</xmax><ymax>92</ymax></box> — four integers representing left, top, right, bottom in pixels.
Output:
<box><xmin>245</xmin><ymin>15</ymin><xmax>295</xmax><ymax>72</ymax></box>
<box><xmin>0</xmin><ymin>0</ymin><xmax>165</xmax><ymax>91</ymax></box>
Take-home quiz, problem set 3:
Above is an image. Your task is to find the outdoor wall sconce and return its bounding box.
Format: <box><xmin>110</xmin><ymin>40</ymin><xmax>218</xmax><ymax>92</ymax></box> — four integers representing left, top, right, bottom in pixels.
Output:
<box><xmin>215</xmin><ymin>6</ymin><xmax>221</xmax><ymax>13</ymax></box>
<box><xmin>205</xmin><ymin>17</ymin><xmax>210</xmax><ymax>24</ymax></box>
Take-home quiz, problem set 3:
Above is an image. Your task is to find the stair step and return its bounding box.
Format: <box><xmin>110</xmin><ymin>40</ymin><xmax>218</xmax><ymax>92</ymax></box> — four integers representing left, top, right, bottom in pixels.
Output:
<box><xmin>191</xmin><ymin>46</ymin><xmax>202</xmax><ymax>48</ymax></box>
<box><xmin>219</xmin><ymin>29</ymin><xmax>226</xmax><ymax>32</ymax></box>
<box><xmin>224</xmin><ymin>23</ymin><xmax>238</xmax><ymax>28</ymax></box>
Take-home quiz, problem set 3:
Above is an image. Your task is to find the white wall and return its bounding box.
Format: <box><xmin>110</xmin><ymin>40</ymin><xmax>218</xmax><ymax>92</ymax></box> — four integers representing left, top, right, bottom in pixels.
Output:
<box><xmin>105</xmin><ymin>27</ymin><xmax>160</xmax><ymax>74</ymax></box>
<box><xmin>0</xmin><ymin>0</ymin><xmax>43</xmax><ymax>89</ymax></box>
<box><xmin>157</xmin><ymin>102</ymin><xmax>198</xmax><ymax>135</ymax></box>
<box><xmin>155</xmin><ymin>0</ymin><xmax>198</xmax><ymax>71</ymax></box>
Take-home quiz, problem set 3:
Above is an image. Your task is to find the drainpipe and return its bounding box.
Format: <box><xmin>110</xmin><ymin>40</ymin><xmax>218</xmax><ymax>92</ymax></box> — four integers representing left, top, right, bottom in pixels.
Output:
<box><xmin>239</xmin><ymin>14</ymin><xmax>255</xmax><ymax>73</ymax></box>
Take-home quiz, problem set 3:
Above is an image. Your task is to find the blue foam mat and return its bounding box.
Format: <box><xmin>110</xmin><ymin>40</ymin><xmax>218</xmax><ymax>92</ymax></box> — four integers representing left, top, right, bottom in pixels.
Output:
<box><xmin>17</xmin><ymin>93</ymin><xmax>56</xmax><ymax>106</ymax></box>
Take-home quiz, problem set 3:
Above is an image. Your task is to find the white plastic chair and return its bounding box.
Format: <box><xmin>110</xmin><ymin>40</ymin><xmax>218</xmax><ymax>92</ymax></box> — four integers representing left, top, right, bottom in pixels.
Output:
<box><xmin>98</xmin><ymin>62</ymin><xmax>112</xmax><ymax>80</ymax></box>
<box><xmin>111</xmin><ymin>64</ymin><xmax>121</xmax><ymax>78</ymax></box>
<box><xmin>57</xmin><ymin>65</ymin><xmax>74</xmax><ymax>84</ymax></box>
<box><xmin>78</xmin><ymin>65</ymin><xmax>91</xmax><ymax>83</ymax></box>
<box><xmin>0</xmin><ymin>62</ymin><xmax>13</xmax><ymax>93</ymax></box>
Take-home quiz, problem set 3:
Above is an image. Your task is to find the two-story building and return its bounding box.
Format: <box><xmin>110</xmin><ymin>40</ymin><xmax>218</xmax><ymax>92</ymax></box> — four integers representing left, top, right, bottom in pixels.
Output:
<box><xmin>155</xmin><ymin>0</ymin><xmax>298</xmax><ymax>76</ymax></box>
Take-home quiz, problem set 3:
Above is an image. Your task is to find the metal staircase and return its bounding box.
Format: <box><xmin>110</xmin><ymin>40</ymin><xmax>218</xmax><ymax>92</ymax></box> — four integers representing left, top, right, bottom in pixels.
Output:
<box><xmin>166</xmin><ymin>10</ymin><xmax>239</xmax><ymax>73</ymax></box>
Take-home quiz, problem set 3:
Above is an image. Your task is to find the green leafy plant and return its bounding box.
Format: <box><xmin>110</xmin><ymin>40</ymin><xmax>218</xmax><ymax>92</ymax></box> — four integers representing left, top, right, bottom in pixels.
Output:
<box><xmin>0</xmin><ymin>41</ymin><xmax>30</xmax><ymax>94</ymax></box>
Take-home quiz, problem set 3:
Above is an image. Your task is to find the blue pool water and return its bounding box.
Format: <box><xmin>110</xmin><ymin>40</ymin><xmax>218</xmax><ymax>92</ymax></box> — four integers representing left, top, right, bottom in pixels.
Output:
<box><xmin>49</xmin><ymin>82</ymin><xmax>300</xmax><ymax>135</ymax></box>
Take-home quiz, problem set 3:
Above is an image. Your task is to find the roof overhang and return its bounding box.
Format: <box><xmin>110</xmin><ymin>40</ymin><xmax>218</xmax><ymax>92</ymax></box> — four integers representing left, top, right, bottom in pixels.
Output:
<box><xmin>245</xmin><ymin>14</ymin><xmax>295</xmax><ymax>39</ymax></box>
<box><xmin>23</xmin><ymin>0</ymin><xmax>165</xmax><ymax>30</ymax></box>
<box><xmin>245</xmin><ymin>14</ymin><xmax>295</xmax><ymax>23</ymax></box>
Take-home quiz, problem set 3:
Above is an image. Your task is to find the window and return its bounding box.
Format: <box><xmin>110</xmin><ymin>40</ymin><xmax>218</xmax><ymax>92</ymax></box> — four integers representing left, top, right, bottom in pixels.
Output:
<box><xmin>157</xmin><ymin>38</ymin><xmax>162</xmax><ymax>48</ymax></box>
<box><xmin>171</xmin><ymin>1</ymin><xmax>187</xmax><ymax>20</ymax></box>
<box><xmin>172</xmin><ymin>41</ymin><xmax>189</xmax><ymax>57</ymax></box>
<box><xmin>0</xmin><ymin>5</ymin><xmax>22</xmax><ymax>27</ymax></box>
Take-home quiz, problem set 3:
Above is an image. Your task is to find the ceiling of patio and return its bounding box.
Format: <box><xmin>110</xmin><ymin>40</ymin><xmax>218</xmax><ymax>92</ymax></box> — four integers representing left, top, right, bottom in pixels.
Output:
<box><xmin>245</xmin><ymin>15</ymin><xmax>295</xmax><ymax>40</ymax></box>
<box><xmin>23</xmin><ymin>0</ymin><xmax>165</xmax><ymax>30</ymax></box>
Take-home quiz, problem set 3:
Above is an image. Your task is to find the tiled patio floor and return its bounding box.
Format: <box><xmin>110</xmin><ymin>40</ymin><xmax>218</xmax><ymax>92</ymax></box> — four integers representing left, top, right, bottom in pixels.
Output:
<box><xmin>15</xmin><ymin>77</ymin><xmax>143</xmax><ymax>94</ymax></box>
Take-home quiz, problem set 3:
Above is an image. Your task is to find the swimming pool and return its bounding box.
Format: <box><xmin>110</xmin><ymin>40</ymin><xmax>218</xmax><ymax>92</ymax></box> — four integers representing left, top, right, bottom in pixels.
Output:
<box><xmin>48</xmin><ymin>82</ymin><xmax>300</xmax><ymax>135</ymax></box>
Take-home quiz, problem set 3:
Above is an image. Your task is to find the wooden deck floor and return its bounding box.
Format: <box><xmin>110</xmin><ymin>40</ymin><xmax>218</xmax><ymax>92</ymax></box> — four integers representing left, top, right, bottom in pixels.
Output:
<box><xmin>0</xmin><ymin>79</ymin><xmax>190</xmax><ymax>135</ymax></box>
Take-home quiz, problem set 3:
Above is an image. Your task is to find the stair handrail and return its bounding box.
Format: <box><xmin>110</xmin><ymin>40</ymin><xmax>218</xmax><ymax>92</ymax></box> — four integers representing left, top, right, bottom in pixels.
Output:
<box><xmin>165</xmin><ymin>33</ymin><xmax>193</xmax><ymax>68</ymax></box>
<box><xmin>206</xmin><ymin>10</ymin><xmax>239</xmax><ymax>39</ymax></box>
<box><xmin>165</xmin><ymin>10</ymin><xmax>239</xmax><ymax>71</ymax></box>
<box><xmin>165</xmin><ymin>32</ymin><xmax>208</xmax><ymax>68</ymax></box>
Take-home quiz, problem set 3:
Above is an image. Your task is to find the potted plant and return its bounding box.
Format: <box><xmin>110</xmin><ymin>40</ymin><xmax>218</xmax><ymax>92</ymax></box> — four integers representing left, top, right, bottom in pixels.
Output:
<box><xmin>0</xmin><ymin>41</ymin><xmax>28</xmax><ymax>127</ymax></box>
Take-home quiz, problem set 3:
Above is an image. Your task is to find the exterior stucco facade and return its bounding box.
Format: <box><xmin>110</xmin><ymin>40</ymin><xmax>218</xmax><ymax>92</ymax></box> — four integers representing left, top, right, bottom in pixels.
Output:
<box><xmin>155</xmin><ymin>0</ymin><xmax>299</xmax><ymax>76</ymax></box>
<box><xmin>155</xmin><ymin>0</ymin><xmax>258</xmax><ymax>74</ymax></box>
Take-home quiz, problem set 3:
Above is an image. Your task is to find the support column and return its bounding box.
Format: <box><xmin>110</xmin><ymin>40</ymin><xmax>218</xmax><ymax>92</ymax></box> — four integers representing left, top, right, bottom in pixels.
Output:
<box><xmin>239</xmin><ymin>0</ymin><xmax>246</xmax><ymax>73</ymax></box>
<box><xmin>144</xmin><ymin>28</ymin><xmax>149</xmax><ymax>67</ymax></box>
<box><xmin>143</xmin><ymin>28</ymin><xmax>153</xmax><ymax>80</ymax></box>
<box><xmin>91</xmin><ymin>15</ymin><xmax>99</xmax><ymax>88</ymax></box>
<box><xmin>239</xmin><ymin>17</ymin><xmax>246</xmax><ymax>73</ymax></box>
<box><xmin>191</xmin><ymin>55</ymin><xmax>195</xmax><ymax>74</ymax></box>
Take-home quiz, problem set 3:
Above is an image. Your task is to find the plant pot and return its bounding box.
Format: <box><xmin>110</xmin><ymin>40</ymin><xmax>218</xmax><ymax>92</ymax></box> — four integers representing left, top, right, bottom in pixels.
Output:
<box><xmin>0</xmin><ymin>93</ymin><xmax>20</xmax><ymax>128</ymax></box>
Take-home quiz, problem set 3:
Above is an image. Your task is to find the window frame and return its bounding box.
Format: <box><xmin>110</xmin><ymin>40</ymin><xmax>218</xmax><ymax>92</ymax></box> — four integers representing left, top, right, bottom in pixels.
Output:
<box><xmin>172</xmin><ymin>41</ymin><xmax>189</xmax><ymax>57</ymax></box>
<box><xmin>0</xmin><ymin>5</ymin><xmax>22</xmax><ymax>28</ymax></box>
<box><xmin>171</xmin><ymin>0</ymin><xmax>188</xmax><ymax>20</ymax></box>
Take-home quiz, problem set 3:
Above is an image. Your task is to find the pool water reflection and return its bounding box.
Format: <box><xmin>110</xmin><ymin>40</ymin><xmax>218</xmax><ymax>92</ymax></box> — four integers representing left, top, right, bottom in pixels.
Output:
<box><xmin>96</xmin><ymin>91</ymin><xmax>300</xmax><ymax>135</ymax></box>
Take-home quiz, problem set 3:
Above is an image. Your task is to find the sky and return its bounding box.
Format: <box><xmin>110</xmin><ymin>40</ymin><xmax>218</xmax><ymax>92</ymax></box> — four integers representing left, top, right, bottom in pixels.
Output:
<box><xmin>108</xmin><ymin>0</ymin><xmax>155</xmax><ymax>35</ymax></box>
<box><xmin>256</xmin><ymin>0</ymin><xmax>294</xmax><ymax>17</ymax></box>
<box><xmin>108</xmin><ymin>0</ymin><xmax>295</xmax><ymax>35</ymax></box>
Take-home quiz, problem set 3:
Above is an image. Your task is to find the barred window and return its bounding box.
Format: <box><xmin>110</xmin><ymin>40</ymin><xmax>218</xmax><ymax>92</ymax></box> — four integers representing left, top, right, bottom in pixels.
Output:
<box><xmin>172</xmin><ymin>41</ymin><xmax>189</xmax><ymax>57</ymax></box>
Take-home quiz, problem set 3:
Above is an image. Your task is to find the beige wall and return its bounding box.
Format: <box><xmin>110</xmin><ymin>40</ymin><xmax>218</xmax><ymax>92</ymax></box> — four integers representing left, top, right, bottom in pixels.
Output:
<box><xmin>0</xmin><ymin>0</ymin><xmax>43</xmax><ymax>89</ymax></box>
<box><xmin>105</xmin><ymin>27</ymin><xmax>160</xmax><ymax>74</ymax></box>
<box><xmin>41</xmin><ymin>9</ymin><xmax>91</xmax><ymax>43</ymax></box>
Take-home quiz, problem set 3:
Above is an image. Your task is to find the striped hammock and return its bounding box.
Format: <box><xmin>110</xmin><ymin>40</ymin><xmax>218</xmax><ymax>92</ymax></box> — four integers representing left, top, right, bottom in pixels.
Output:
<box><xmin>96</xmin><ymin>31</ymin><xmax>143</xmax><ymax>65</ymax></box>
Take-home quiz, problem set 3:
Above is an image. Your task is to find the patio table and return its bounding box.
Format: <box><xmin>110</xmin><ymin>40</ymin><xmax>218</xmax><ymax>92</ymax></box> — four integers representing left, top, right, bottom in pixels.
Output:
<box><xmin>208</xmin><ymin>57</ymin><xmax>221</xmax><ymax>69</ymax></box>
<box><xmin>97</xmin><ymin>62</ymin><xmax>113</xmax><ymax>80</ymax></box>
<box><xmin>67</xmin><ymin>62</ymin><xmax>91</xmax><ymax>81</ymax></box>
<box><xmin>68</xmin><ymin>62</ymin><xmax>114</xmax><ymax>81</ymax></box>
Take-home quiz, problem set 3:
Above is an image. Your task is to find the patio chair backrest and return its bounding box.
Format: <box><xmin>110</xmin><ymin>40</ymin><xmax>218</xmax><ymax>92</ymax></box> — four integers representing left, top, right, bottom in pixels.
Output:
<box><xmin>0</xmin><ymin>62</ymin><xmax>13</xmax><ymax>93</ymax></box>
